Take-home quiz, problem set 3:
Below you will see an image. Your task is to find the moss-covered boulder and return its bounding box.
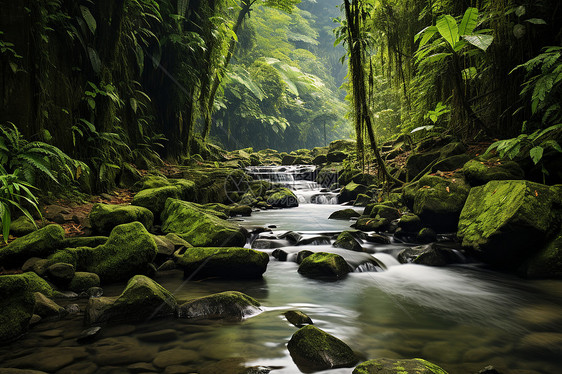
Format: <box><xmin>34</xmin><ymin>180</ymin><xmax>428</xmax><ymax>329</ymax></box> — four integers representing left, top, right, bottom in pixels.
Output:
<box><xmin>69</xmin><ymin>272</ymin><xmax>100</xmax><ymax>292</ymax></box>
<box><xmin>462</xmin><ymin>158</ymin><xmax>524</xmax><ymax>186</ymax></box>
<box><xmin>412</xmin><ymin>175</ymin><xmax>471</xmax><ymax>232</ymax></box>
<box><xmin>177</xmin><ymin>291</ymin><xmax>261</xmax><ymax>321</ymax></box>
<box><xmin>369</xmin><ymin>205</ymin><xmax>400</xmax><ymax>220</ymax></box>
<box><xmin>405</xmin><ymin>150</ymin><xmax>441</xmax><ymax>179</ymax></box>
<box><xmin>298</xmin><ymin>252</ymin><xmax>351</xmax><ymax>280</ymax></box>
<box><xmin>432</xmin><ymin>154</ymin><xmax>471</xmax><ymax>172</ymax></box>
<box><xmin>9</xmin><ymin>216</ymin><xmax>37</xmax><ymax>237</ymax></box>
<box><xmin>46</xmin><ymin>262</ymin><xmax>75</xmax><ymax>286</ymax></box>
<box><xmin>334</xmin><ymin>231</ymin><xmax>363</xmax><ymax>251</ymax></box>
<box><xmin>85</xmin><ymin>275</ymin><xmax>177</xmax><ymax>324</ymax></box>
<box><xmin>0</xmin><ymin>272</ymin><xmax>54</xmax><ymax>343</ymax></box>
<box><xmin>353</xmin><ymin>358</ymin><xmax>448</xmax><ymax>374</ymax></box>
<box><xmin>354</xmin><ymin>194</ymin><xmax>372</xmax><ymax>207</ymax></box>
<box><xmin>522</xmin><ymin>231</ymin><xmax>562</xmax><ymax>278</ymax></box>
<box><xmin>132</xmin><ymin>185</ymin><xmax>181</xmax><ymax>217</ymax></box>
<box><xmin>89</xmin><ymin>203</ymin><xmax>154</xmax><ymax>234</ymax></box>
<box><xmin>48</xmin><ymin>222</ymin><xmax>157</xmax><ymax>283</ymax></box>
<box><xmin>328</xmin><ymin>209</ymin><xmax>361</xmax><ymax>220</ymax></box>
<box><xmin>458</xmin><ymin>180</ymin><xmax>558</xmax><ymax>268</ymax></box>
<box><xmin>340</xmin><ymin>182</ymin><xmax>369</xmax><ymax>203</ymax></box>
<box><xmin>266</xmin><ymin>188</ymin><xmax>299</xmax><ymax>208</ymax></box>
<box><xmin>33</xmin><ymin>292</ymin><xmax>66</xmax><ymax>319</ymax></box>
<box><xmin>0</xmin><ymin>224</ymin><xmax>65</xmax><ymax>269</ymax></box>
<box><xmin>284</xmin><ymin>310</ymin><xmax>313</xmax><ymax>327</ymax></box>
<box><xmin>62</xmin><ymin>236</ymin><xmax>108</xmax><ymax>248</ymax></box>
<box><xmin>329</xmin><ymin>139</ymin><xmax>356</xmax><ymax>153</ymax></box>
<box><xmin>176</xmin><ymin>247</ymin><xmax>268</xmax><ymax>279</ymax></box>
<box><xmin>288</xmin><ymin>325</ymin><xmax>358</xmax><ymax>371</ymax></box>
<box><xmin>398</xmin><ymin>214</ymin><xmax>423</xmax><ymax>233</ymax></box>
<box><xmin>161</xmin><ymin>199</ymin><xmax>247</xmax><ymax>247</ymax></box>
<box><xmin>327</xmin><ymin>151</ymin><xmax>347</xmax><ymax>163</ymax></box>
<box><xmin>397</xmin><ymin>243</ymin><xmax>463</xmax><ymax>266</ymax></box>
<box><xmin>354</xmin><ymin>217</ymin><xmax>390</xmax><ymax>232</ymax></box>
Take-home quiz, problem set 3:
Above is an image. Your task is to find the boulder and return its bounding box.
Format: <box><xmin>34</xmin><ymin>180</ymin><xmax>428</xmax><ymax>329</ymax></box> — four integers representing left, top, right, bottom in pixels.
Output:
<box><xmin>176</xmin><ymin>247</ymin><xmax>268</xmax><ymax>279</ymax></box>
<box><xmin>69</xmin><ymin>272</ymin><xmax>100</xmax><ymax>292</ymax></box>
<box><xmin>33</xmin><ymin>292</ymin><xmax>66</xmax><ymax>319</ymax></box>
<box><xmin>328</xmin><ymin>209</ymin><xmax>361</xmax><ymax>220</ymax></box>
<box><xmin>339</xmin><ymin>182</ymin><xmax>368</xmax><ymax>203</ymax></box>
<box><xmin>405</xmin><ymin>150</ymin><xmax>441</xmax><ymax>179</ymax></box>
<box><xmin>312</xmin><ymin>155</ymin><xmax>327</xmax><ymax>165</ymax></box>
<box><xmin>397</xmin><ymin>214</ymin><xmax>422</xmax><ymax>233</ymax></box>
<box><xmin>432</xmin><ymin>154</ymin><xmax>471</xmax><ymax>172</ymax></box>
<box><xmin>521</xmin><ymin>230</ymin><xmax>562</xmax><ymax>279</ymax></box>
<box><xmin>47</xmin><ymin>262</ymin><xmax>75</xmax><ymax>286</ymax></box>
<box><xmin>9</xmin><ymin>216</ymin><xmax>37</xmax><ymax>236</ymax></box>
<box><xmin>0</xmin><ymin>224</ymin><xmax>65</xmax><ymax>269</ymax></box>
<box><xmin>329</xmin><ymin>139</ymin><xmax>356</xmax><ymax>153</ymax></box>
<box><xmin>85</xmin><ymin>275</ymin><xmax>177</xmax><ymax>324</ymax></box>
<box><xmin>366</xmin><ymin>233</ymin><xmax>391</xmax><ymax>244</ymax></box>
<box><xmin>355</xmin><ymin>217</ymin><xmax>390</xmax><ymax>232</ymax></box>
<box><xmin>353</xmin><ymin>358</ymin><xmax>449</xmax><ymax>374</ymax></box>
<box><xmin>369</xmin><ymin>205</ymin><xmax>400</xmax><ymax>220</ymax></box>
<box><xmin>161</xmin><ymin>199</ymin><xmax>247</xmax><ymax>247</ymax></box>
<box><xmin>462</xmin><ymin>158</ymin><xmax>524</xmax><ymax>186</ymax></box>
<box><xmin>334</xmin><ymin>231</ymin><xmax>363</xmax><ymax>252</ymax></box>
<box><xmin>266</xmin><ymin>188</ymin><xmax>299</xmax><ymax>208</ymax></box>
<box><xmin>417</xmin><ymin>228</ymin><xmax>437</xmax><ymax>244</ymax></box>
<box><xmin>458</xmin><ymin>180</ymin><xmax>559</xmax><ymax>268</ymax></box>
<box><xmin>89</xmin><ymin>203</ymin><xmax>154</xmax><ymax>234</ymax></box>
<box><xmin>354</xmin><ymin>194</ymin><xmax>372</xmax><ymax>207</ymax></box>
<box><xmin>132</xmin><ymin>186</ymin><xmax>181</xmax><ymax>217</ymax></box>
<box><xmin>412</xmin><ymin>175</ymin><xmax>471</xmax><ymax>232</ymax></box>
<box><xmin>327</xmin><ymin>151</ymin><xmax>347</xmax><ymax>163</ymax></box>
<box><xmin>284</xmin><ymin>310</ymin><xmax>313</xmax><ymax>327</ymax></box>
<box><xmin>287</xmin><ymin>325</ymin><xmax>358</xmax><ymax>371</ymax></box>
<box><xmin>0</xmin><ymin>272</ymin><xmax>54</xmax><ymax>343</ymax></box>
<box><xmin>47</xmin><ymin>222</ymin><xmax>157</xmax><ymax>283</ymax></box>
<box><xmin>177</xmin><ymin>291</ymin><xmax>261</xmax><ymax>320</ymax></box>
<box><xmin>397</xmin><ymin>243</ymin><xmax>464</xmax><ymax>266</ymax></box>
<box><xmin>298</xmin><ymin>252</ymin><xmax>351</xmax><ymax>280</ymax></box>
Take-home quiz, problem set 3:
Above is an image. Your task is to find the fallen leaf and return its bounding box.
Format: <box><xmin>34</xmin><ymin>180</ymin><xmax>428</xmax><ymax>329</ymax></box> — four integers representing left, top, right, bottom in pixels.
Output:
<box><xmin>535</xmin><ymin>190</ymin><xmax>538</xmax><ymax>197</ymax></box>
<box><xmin>491</xmin><ymin>188</ymin><xmax>497</xmax><ymax>195</ymax></box>
<box><xmin>446</xmin><ymin>186</ymin><xmax>450</xmax><ymax>193</ymax></box>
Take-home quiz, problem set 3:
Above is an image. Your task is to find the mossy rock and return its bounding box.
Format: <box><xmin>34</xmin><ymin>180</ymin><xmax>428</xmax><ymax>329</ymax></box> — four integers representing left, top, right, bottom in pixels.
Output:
<box><xmin>161</xmin><ymin>199</ymin><xmax>247</xmax><ymax>247</ymax></box>
<box><xmin>338</xmin><ymin>169</ymin><xmax>361</xmax><ymax>186</ymax></box>
<box><xmin>132</xmin><ymin>174</ymin><xmax>170</xmax><ymax>191</ymax></box>
<box><xmin>522</xmin><ymin>231</ymin><xmax>562</xmax><ymax>279</ymax></box>
<box><xmin>69</xmin><ymin>272</ymin><xmax>100</xmax><ymax>292</ymax></box>
<box><xmin>334</xmin><ymin>231</ymin><xmax>363</xmax><ymax>252</ymax></box>
<box><xmin>176</xmin><ymin>247</ymin><xmax>269</xmax><ymax>279</ymax></box>
<box><xmin>298</xmin><ymin>252</ymin><xmax>351</xmax><ymax>280</ymax></box>
<box><xmin>439</xmin><ymin>142</ymin><xmax>466</xmax><ymax>158</ymax></box>
<box><xmin>288</xmin><ymin>325</ymin><xmax>358</xmax><ymax>371</ymax></box>
<box><xmin>48</xmin><ymin>222</ymin><xmax>157</xmax><ymax>283</ymax></box>
<box><xmin>398</xmin><ymin>214</ymin><xmax>422</xmax><ymax>233</ymax></box>
<box><xmin>354</xmin><ymin>194</ymin><xmax>372</xmax><ymax>207</ymax></box>
<box><xmin>0</xmin><ymin>272</ymin><xmax>55</xmax><ymax>343</ymax></box>
<box><xmin>432</xmin><ymin>154</ymin><xmax>471</xmax><ymax>172</ymax></box>
<box><xmin>328</xmin><ymin>209</ymin><xmax>361</xmax><ymax>220</ymax></box>
<box><xmin>312</xmin><ymin>155</ymin><xmax>327</xmax><ymax>165</ymax></box>
<box><xmin>339</xmin><ymin>182</ymin><xmax>369</xmax><ymax>203</ymax></box>
<box><xmin>62</xmin><ymin>236</ymin><xmax>108</xmax><ymax>248</ymax></box>
<box><xmin>353</xmin><ymin>358</ymin><xmax>448</xmax><ymax>374</ymax></box>
<box><xmin>33</xmin><ymin>292</ymin><xmax>66</xmax><ymax>319</ymax></box>
<box><xmin>177</xmin><ymin>291</ymin><xmax>261</xmax><ymax>320</ymax></box>
<box><xmin>132</xmin><ymin>186</ymin><xmax>181</xmax><ymax>217</ymax></box>
<box><xmin>355</xmin><ymin>217</ymin><xmax>390</xmax><ymax>232</ymax></box>
<box><xmin>458</xmin><ymin>180</ymin><xmax>558</xmax><ymax>268</ymax></box>
<box><xmin>327</xmin><ymin>151</ymin><xmax>347</xmax><ymax>163</ymax></box>
<box><xmin>329</xmin><ymin>139</ymin><xmax>356</xmax><ymax>153</ymax></box>
<box><xmin>9</xmin><ymin>216</ymin><xmax>37</xmax><ymax>237</ymax></box>
<box><xmin>284</xmin><ymin>310</ymin><xmax>313</xmax><ymax>327</ymax></box>
<box><xmin>369</xmin><ymin>205</ymin><xmax>400</xmax><ymax>220</ymax></box>
<box><xmin>85</xmin><ymin>275</ymin><xmax>177</xmax><ymax>324</ymax></box>
<box><xmin>397</xmin><ymin>243</ymin><xmax>462</xmax><ymax>266</ymax></box>
<box><xmin>47</xmin><ymin>262</ymin><xmax>75</xmax><ymax>286</ymax></box>
<box><xmin>405</xmin><ymin>150</ymin><xmax>441</xmax><ymax>179</ymax></box>
<box><xmin>316</xmin><ymin>164</ymin><xmax>345</xmax><ymax>187</ymax></box>
<box><xmin>462</xmin><ymin>158</ymin><xmax>524</xmax><ymax>186</ymax></box>
<box><xmin>89</xmin><ymin>203</ymin><xmax>154</xmax><ymax>234</ymax></box>
<box><xmin>266</xmin><ymin>188</ymin><xmax>299</xmax><ymax>208</ymax></box>
<box><xmin>0</xmin><ymin>224</ymin><xmax>65</xmax><ymax>269</ymax></box>
<box><xmin>412</xmin><ymin>175</ymin><xmax>471</xmax><ymax>232</ymax></box>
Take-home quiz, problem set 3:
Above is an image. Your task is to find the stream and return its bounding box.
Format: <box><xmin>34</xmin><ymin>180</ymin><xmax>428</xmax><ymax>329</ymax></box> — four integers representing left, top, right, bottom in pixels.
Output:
<box><xmin>1</xmin><ymin>192</ymin><xmax>562</xmax><ymax>373</ymax></box>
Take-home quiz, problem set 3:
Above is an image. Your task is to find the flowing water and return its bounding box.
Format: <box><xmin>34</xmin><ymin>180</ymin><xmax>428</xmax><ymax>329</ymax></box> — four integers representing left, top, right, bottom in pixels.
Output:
<box><xmin>1</xmin><ymin>190</ymin><xmax>562</xmax><ymax>373</ymax></box>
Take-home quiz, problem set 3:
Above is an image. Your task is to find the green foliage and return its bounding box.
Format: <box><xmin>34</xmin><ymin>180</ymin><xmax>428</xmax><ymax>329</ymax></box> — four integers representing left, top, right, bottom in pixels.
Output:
<box><xmin>0</xmin><ymin>166</ymin><xmax>41</xmax><ymax>242</ymax></box>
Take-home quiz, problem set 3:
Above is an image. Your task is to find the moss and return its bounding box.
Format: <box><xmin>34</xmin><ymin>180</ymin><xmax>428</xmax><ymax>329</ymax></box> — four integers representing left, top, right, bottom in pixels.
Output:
<box><xmin>9</xmin><ymin>216</ymin><xmax>37</xmax><ymax>236</ymax></box>
<box><xmin>62</xmin><ymin>236</ymin><xmax>108</xmax><ymax>248</ymax></box>
<box><xmin>89</xmin><ymin>203</ymin><xmax>154</xmax><ymax>234</ymax></box>
<box><xmin>333</xmin><ymin>232</ymin><xmax>363</xmax><ymax>252</ymax></box>
<box><xmin>287</xmin><ymin>325</ymin><xmax>357</xmax><ymax>371</ymax></box>
<box><xmin>355</xmin><ymin>217</ymin><xmax>389</xmax><ymax>232</ymax></box>
<box><xmin>369</xmin><ymin>205</ymin><xmax>400</xmax><ymax>220</ymax></box>
<box><xmin>522</xmin><ymin>231</ymin><xmax>562</xmax><ymax>279</ymax></box>
<box><xmin>458</xmin><ymin>180</ymin><xmax>555</xmax><ymax>268</ymax></box>
<box><xmin>398</xmin><ymin>214</ymin><xmax>422</xmax><ymax>233</ymax></box>
<box><xmin>69</xmin><ymin>272</ymin><xmax>100</xmax><ymax>292</ymax></box>
<box><xmin>298</xmin><ymin>252</ymin><xmax>351</xmax><ymax>280</ymax></box>
<box><xmin>462</xmin><ymin>158</ymin><xmax>524</xmax><ymax>186</ymax></box>
<box><xmin>353</xmin><ymin>358</ymin><xmax>449</xmax><ymax>374</ymax></box>
<box><xmin>266</xmin><ymin>188</ymin><xmax>299</xmax><ymax>208</ymax></box>
<box><xmin>132</xmin><ymin>185</ymin><xmax>181</xmax><ymax>217</ymax></box>
<box><xmin>339</xmin><ymin>182</ymin><xmax>368</xmax><ymax>203</ymax></box>
<box><xmin>354</xmin><ymin>194</ymin><xmax>372</xmax><ymax>207</ymax></box>
<box><xmin>328</xmin><ymin>209</ymin><xmax>361</xmax><ymax>220</ymax></box>
<box><xmin>0</xmin><ymin>224</ymin><xmax>65</xmax><ymax>269</ymax></box>
<box><xmin>133</xmin><ymin>175</ymin><xmax>170</xmax><ymax>191</ymax></box>
<box><xmin>161</xmin><ymin>199</ymin><xmax>247</xmax><ymax>247</ymax></box>
<box><xmin>178</xmin><ymin>291</ymin><xmax>261</xmax><ymax>320</ymax></box>
<box><xmin>177</xmin><ymin>247</ymin><xmax>269</xmax><ymax>279</ymax></box>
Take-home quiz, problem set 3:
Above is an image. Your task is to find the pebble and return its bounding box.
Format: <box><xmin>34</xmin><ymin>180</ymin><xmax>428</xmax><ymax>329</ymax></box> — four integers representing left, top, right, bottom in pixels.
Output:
<box><xmin>77</xmin><ymin>326</ymin><xmax>102</xmax><ymax>344</ymax></box>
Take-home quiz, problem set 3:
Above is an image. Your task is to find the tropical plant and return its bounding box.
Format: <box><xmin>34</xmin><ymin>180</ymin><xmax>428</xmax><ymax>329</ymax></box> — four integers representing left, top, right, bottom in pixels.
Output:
<box><xmin>0</xmin><ymin>165</ymin><xmax>41</xmax><ymax>243</ymax></box>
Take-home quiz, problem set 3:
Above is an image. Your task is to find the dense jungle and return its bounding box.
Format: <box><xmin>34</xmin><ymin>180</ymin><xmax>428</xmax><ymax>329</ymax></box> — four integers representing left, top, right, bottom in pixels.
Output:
<box><xmin>0</xmin><ymin>0</ymin><xmax>562</xmax><ymax>373</ymax></box>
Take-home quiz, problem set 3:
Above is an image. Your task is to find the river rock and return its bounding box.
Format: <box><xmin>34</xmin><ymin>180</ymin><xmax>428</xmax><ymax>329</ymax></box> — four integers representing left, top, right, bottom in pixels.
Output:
<box><xmin>355</xmin><ymin>217</ymin><xmax>390</xmax><ymax>232</ymax></box>
<box><xmin>161</xmin><ymin>199</ymin><xmax>247</xmax><ymax>247</ymax></box>
<box><xmin>176</xmin><ymin>247</ymin><xmax>268</xmax><ymax>279</ymax></box>
<box><xmin>284</xmin><ymin>310</ymin><xmax>313</xmax><ymax>327</ymax></box>
<box><xmin>47</xmin><ymin>222</ymin><xmax>157</xmax><ymax>283</ymax></box>
<box><xmin>462</xmin><ymin>158</ymin><xmax>524</xmax><ymax>186</ymax></box>
<box><xmin>352</xmin><ymin>358</ymin><xmax>449</xmax><ymax>373</ymax></box>
<box><xmin>0</xmin><ymin>224</ymin><xmax>65</xmax><ymax>269</ymax></box>
<box><xmin>69</xmin><ymin>272</ymin><xmax>100</xmax><ymax>292</ymax></box>
<box><xmin>458</xmin><ymin>180</ymin><xmax>559</xmax><ymax>268</ymax></box>
<box><xmin>397</xmin><ymin>214</ymin><xmax>423</xmax><ymax>233</ymax></box>
<box><xmin>266</xmin><ymin>188</ymin><xmax>299</xmax><ymax>208</ymax></box>
<box><xmin>397</xmin><ymin>243</ymin><xmax>464</xmax><ymax>266</ymax></box>
<box><xmin>296</xmin><ymin>250</ymin><xmax>313</xmax><ymax>264</ymax></box>
<box><xmin>521</xmin><ymin>229</ymin><xmax>562</xmax><ymax>279</ymax></box>
<box><xmin>0</xmin><ymin>272</ymin><xmax>54</xmax><ymax>343</ymax></box>
<box><xmin>288</xmin><ymin>325</ymin><xmax>358</xmax><ymax>371</ymax></box>
<box><xmin>85</xmin><ymin>275</ymin><xmax>178</xmax><ymax>324</ymax></box>
<box><xmin>33</xmin><ymin>292</ymin><xmax>66</xmax><ymax>319</ymax></box>
<box><xmin>47</xmin><ymin>262</ymin><xmax>75</xmax><ymax>286</ymax></box>
<box><xmin>177</xmin><ymin>291</ymin><xmax>261</xmax><ymax>320</ymax></box>
<box><xmin>329</xmin><ymin>208</ymin><xmax>361</xmax><ymax>220</ymax></box>
<box><xmin>369</xmin><ymin>205</ymin><xmax>400</xmax><ymax>220</ymax></box>
<box><xmin>334</xmin><ymin>231</ymin><xmax>363</xmax><ymax>252</ymax></box>
<box><xmin>354</xmin><ymin>194</ymin><xmax>372</xmax><ymax>207</ymax></box>
<box><xmin>365</xmin><ymin>233</ymin><xmax>390</xmax><ymax>244</ymax></box>
<box><xmin>339</xmin><ymin>182</ymin><xmax>368</xmax><ymax>203</ymax></box>
<box><xmin>3</xmin><ymin>347</ymin><xmax>88</xmax><ymax>372</ymax></box>
<box><xmin>298</xmin><ymin>252</ymin><xmax>351</xmax><ymax>280</ymax></box>
<box><xmin>9</xmin><ymin>216</ymin><xmax>37</xmax><ymax>236</ymax></box>
<box><xmin>89</xmin><ymin>203</ymin><xmax>154</xmax><ymax>234</ymax></box>
<box><xmin>137</xmin><ymin>329</ymin><xmax>178</xmax><ymax>343</ymax></box>
<box><xmin>417</xmin><ymin>228</ymin><xmax>437</xmax><ymax>244</ymax></box>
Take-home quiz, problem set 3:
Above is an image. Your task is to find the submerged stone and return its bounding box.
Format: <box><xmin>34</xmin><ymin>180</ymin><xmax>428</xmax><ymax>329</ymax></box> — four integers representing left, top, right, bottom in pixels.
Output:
<box><xmin>353</xmin><ymin>358</ymin><xmax>449</xmax><ymax>374</ymax></box>
<box><xmin>397</xmin><ymin>243</ymin><xmax>464</xmax><ymax>266</ymax></box>
<box><xmin>177</xmin><ymin>291</ymin><xmax>261</xmax><ymax>320</ymax></box>
<box><xmin>284</xmin><ymin>310</ymin><xmax>313</xmax><ymax>327</ymax></box>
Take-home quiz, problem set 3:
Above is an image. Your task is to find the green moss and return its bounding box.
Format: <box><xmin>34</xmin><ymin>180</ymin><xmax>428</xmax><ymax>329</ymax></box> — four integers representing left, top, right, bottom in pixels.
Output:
<box><xmin>62</xmin><ymin>236</ymin><xmax>108</xmax><ymax>248</ymax></box>
<box><xmin>288</xmin><ymin>325</ymin><xmax>357</xmax><ymax>370</ymax></box>
<box><xmin>462</xmin><ymin>158</ymin><xmax>524</xmax><ymax>186</ymax></box>
<box><xmin>522</xmin><ymin>231</ymin><xmax>562</xmax><ymax>278</ymax></box>
<box><xmin>266</xmin><ymin>188</ymin><xmax>299</xmax><ymax>208</ymax></box>
<box><xmin>9</xmin><ymin>216</ymin><xmax>37</xmax><ymax>236</ymax></box>
<box><xmin>398</xmin><ymin>214</ymin><xmax>422</xmax><ymax>233</ymax></box>
<box><xmin>178</xmin><ymin>291</ymin><xmax>261</xmax><ymax>320</ymax></box>
<box><xmin>340</xmin><ymin>182</ymin><xmax>368</xmax><ymax>203</ymax></box>
<box><xmin>69</xmin><ymin>272</ymin><xmax>100</xmax><ymax>292</ymax></box>
<box><xmin>132</xmin><ymin>185</ymin><xmax>181</xmax><ymax>216</ymax></box>
<box><xmin>369</xmin><ymin>205</ymin><xmax>400</xmax><ymax>220</ymax></box>
<box><xmin>353</xmin><ymin>358</ymin><xmax>449</xmax><ymax>374</ymax></box>
<box><xmin>161</xmin><ymin>199</ymin><xmax>247</xmax><ymax>247</ymax></box>
<box><xmin>177</xmin><ymin>247</ymin><xmax>268</xmax><ymax>279</ymax></box>
<box><xmin>298</xmin><ymin>252</ymin><xmax>351</xmax><ymax>280</ymax></box>
<box><xmin>0</xmin><ymin>224</ymin><xmax>65</xmax><ymax>269</ymax></box>
<box><xmin>333</xmin><ymin>232</ymin><xmax>363</xmax><ymax>252</ymax></box>
<box><xmin>328</xmin><ymin>209</ymin><xmax>361</xmax><ymax>220</ymax></box>
<box><xmin>89</xmin><ymin>203</ymin><xmax>154</xmax><ymax>234</ymax></box>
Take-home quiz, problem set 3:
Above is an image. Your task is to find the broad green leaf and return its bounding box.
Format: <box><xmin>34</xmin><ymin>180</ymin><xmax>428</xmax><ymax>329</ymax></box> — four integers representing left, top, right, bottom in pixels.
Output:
<box><xmin>526</xmin><ymin>18</ymin><xmax>547</xmax><ymax>25</ymax></box>
<box><xmin>462</xmin><ymin>34</ymin><xmax>493</xmax><ymax>51</ymax></box>
<box><xmin>529</xmin><ymin>146</ymin><xmax>544</xmax><ymax>164</ymax></box>
<box><xmin>130</xmin><ymin>98</ymin><xmax>138</xmax><ymax>113</ymax></box>
<box><xmin>411</xmin><ymin>125</ymin><xmax>435</xmax><ymax>133</ymax></box>
<box><xmin>459</xmin><ymin>7</ymin><xmax>478</xmax><ymax>35</ymax></box>
<box><xmin>88</xmin><ymin>47</ymin><xmax>101</xmax><ymax>74</ymax></box>
<box><xmin>426</xmin><ymin>52</ymin><xmax>452</xmax><ymax>63</ymax></box>
<box><xmin>80</xmin><ymin>6</ymin><xmax>97</xmax><ymax>35</ymax></box>
<box><xmin>436</xmin><ymin>15</ymin><xmax>459</xmax><ymax>49</ymax></box>
<box><xmin>515</xmin><ymin>5</ymin><xmax>526</xmax><ymax>17</ymax></box>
